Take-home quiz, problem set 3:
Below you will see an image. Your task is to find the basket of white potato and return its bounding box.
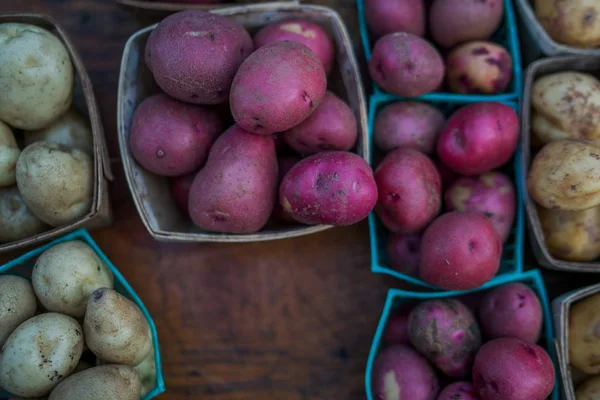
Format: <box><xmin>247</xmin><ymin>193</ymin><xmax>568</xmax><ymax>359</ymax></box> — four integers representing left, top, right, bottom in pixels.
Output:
<box><xmin>0</xmin><ymin>228</ymin><xmax>164</xmax><ymax>400</ymax></box>
<box><xmin>0</xmin><ymin>14</ymin><xmax>113</xmax><ymax>254</ymax></box>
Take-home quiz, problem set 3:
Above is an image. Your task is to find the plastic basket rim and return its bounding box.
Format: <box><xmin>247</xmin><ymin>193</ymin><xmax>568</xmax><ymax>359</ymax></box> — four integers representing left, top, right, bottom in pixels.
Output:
<box><xmin>0</xmin><ymin>228</ymin><xmax>166</xmax><ymax>400</ymax></box>
<box><xmin>364</xmin><ymin>269</ymin><xmax>559</xmax><ymax>400</ymax></box>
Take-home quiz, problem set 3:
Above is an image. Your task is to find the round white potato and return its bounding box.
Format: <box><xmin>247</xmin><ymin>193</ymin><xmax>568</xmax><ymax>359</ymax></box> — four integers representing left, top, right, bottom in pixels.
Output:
<box><xmin>0</xmin><ymin>313</ymin><xmax>84</xmax><ymax>397</ymax></box>
<box><xmin>535</xmin><ymin>0</ymin><xmax>600</xmax><ymax>48</ymax></box>
<box><xmin>0</xmin><ymin>120</ymin><xmax>20</xmax><ymax>187</ymax></box>
<box><xmin>16</xmin><ymin>141</ymin><xmax>93</xmax><ymax>227</ymax></box>
<box><xmin>32</xmin><ymin>240</ymin><xmax>114</xmax><ymax>317</ymax></box>
<box><xmin>576</xmin><ymin>375</ymin><xmax>600</xmax><ymax>399</ymax></box>
<box><xmin>48</xmin><ymin>365</ymin><xmax>141</xmax><ymax>400</ymax></box>
<box><xmin>0</xmin><ymin>186</ymin><xmax>48</xmax><ymax>243</ymax></box>
<box><xmin>0</xmin><ymin>275</ymin><xmax>37</xmax><ymax>347</ymax></box>
<box><xmin>25</xmin><ymin>108</ymin><xmax>93</xmax><ymax>154</ymax></box>
<box><xmin>134</xmin><ymin>348</ymin><xmax>157</xmax><ymax>397</ymax></box>
<box><xmin>0</xmin><ymin>23</ymin><xmax>73</xmax><ymax>130</ymax></box>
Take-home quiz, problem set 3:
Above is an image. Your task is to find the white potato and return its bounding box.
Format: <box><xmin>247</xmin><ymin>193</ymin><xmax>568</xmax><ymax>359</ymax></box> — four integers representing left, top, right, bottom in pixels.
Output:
<box><xmin>0</xmin><ymin>23</ymin><xmax>73</xmax><ymax>130</ymax></box>
<box><xmin>0</xmin><ymin>313</ymin><xmax>84</xmax><ymax>397</ymax></box>
<box><xmin>535</xmin><ymin>0</ymin><xmax>600</xmax><ymax>47</ymax></box>
<box><xmin>0</xmin><ymin>120</ymin><xmax>20</xmax><ymax>187</ymax></box>
<box><xmin>16</xmin><ymin>141</ymin><xmax>93</xmax><ymax>227</ymax></box>
<box><xmin>25</xmin><ymin>108</ymin><xmax>93</xmax><ymax>154</ymax></box>
<box><xmin>134</xmin><ymin>348</ymin><xmax>157</xmax><ymax>397</ymax></box>
<box><xmin>48</xmin><ymin>365</ymin><xmax>141</xmax><ymax>400</ymax></box>
<box><xmin>0</xmin><ymin>186</ymin><xmax>48</xmax><ymax>243</ymax></box>
<box><xmin>32</xmin><ymin>240</ymin><xmax>114</xmax><ymax>317</ymax></box>
<box><xmin>0</xmin><ymin>275</ymin><xmax>37</xmax><ymax>347</ymax></box>
<box><xmin>576</xmin><ymin>375</ymin><xmax>600</xmax><ymax>399</ymax></box>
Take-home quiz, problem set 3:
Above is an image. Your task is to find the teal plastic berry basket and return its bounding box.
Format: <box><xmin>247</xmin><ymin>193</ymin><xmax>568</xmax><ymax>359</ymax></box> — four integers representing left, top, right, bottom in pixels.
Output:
<box><xmin>0</xmin><ymin>228</ymin><xmax>165</xmax><ymax>400</ymax></box>
<box><xmin>367</xmin><ymin>93</ymin><xmax>524</xmax><ymax>291</ymax></box>
<box><xmin>356</xmin><ymin>0</ymin><xmax>523</xmax><ymax>102</ymax></box>
<box><xmin>364</xmin><ymin>269</ymin><xmax>559</xmax><ymax>400</ymax></box>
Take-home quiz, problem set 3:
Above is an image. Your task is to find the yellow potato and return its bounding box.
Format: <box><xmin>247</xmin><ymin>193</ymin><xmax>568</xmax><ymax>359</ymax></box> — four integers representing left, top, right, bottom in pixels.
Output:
<box><xmin>538</xmin><ymin>205</ymin><xmax>600</xmax><ymax>262</ymax></box>
<box><xmin>0</xmin><ymin>186</ymin><xmax>48</xmax><ymax>243</ymax></box>
<box><xmin>535</xmin><ymin>0</ymin><xmax>600</xmax><ymax>47</ymax></box>
<box><xmin>528</xmin><ymin>139</ymin><xmax>600</xmax><ymax>210</ymax></box>
<box><xmin>48</xmin><ymin>365</ymin><xmax>141</xmax><ymax>400</ymax></box>
<box><xmin>576</xmin><ymin>375</ymin><xmax>600</xmax><ymax>399</ymax></box>
<box><xmin>0</xmin><ymin>23</ymin><xmax>73</xmax><ymax>130</ymax></box>
<box><xmin>0</xmin><ymin>275</ymin><xmax>37</xmax><ymax>347</ymax></box>
<box><xmin>24</xmin><ymin>108</ymin><xmax>93</xmax><ymax>154</ymax></box>
<box><xmin>570</xmin><ymin>293</ymin><xmax>600</xmax><ymax>374</ymax></box>
<box><xmin>16</xmin><ymin>141</ymin><xmax>93</xmax><ymax>227</ymax></box>
<box><xmin>0</xmin><ymin>120</ymin><xmax>20</xmax><ymax>187</ymax></box>
<box><xmin>531</xmin><ymin>72</ymin><xmax>600</xmax><ymax>144</ymax></box>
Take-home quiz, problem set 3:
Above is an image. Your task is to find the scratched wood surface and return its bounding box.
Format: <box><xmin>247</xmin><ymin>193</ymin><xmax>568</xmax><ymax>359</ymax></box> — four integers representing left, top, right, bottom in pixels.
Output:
<box><xmin>0</xmin><ymin>1</ymin><xmax>594</xmax><ymax>399</ymax></box>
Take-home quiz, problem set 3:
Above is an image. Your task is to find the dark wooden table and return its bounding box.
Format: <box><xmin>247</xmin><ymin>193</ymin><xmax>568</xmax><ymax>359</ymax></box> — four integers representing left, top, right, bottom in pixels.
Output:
<box><xmin>0</xmin><ymin>1</ymin><xmax>595</xmax><ymax>399</ymax></box>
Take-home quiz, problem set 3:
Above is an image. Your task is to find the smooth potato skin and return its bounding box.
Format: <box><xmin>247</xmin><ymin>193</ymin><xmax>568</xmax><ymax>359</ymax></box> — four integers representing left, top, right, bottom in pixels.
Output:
<box><xmin>386</xmin><ymin>233</ymin><xmax>421</xmax><ymax>276</ymax></box>
<box><xmin>383</xmin><ymin>304</ymin><xmax>414</xmax><ymax>345</ymax></box>
<box><xmin>189</xmin><ymin>124</ymin><xmax>277</xmax><ymax>233</ymax></box>
<box><xmin>0</xmin><ymin>275</ymin><xmax>37</xmax><ymax>347</ymax></box>
<box><xmin>535</xmin><ymin>0</ymin><xmax>600</xmax><ymax>47</ymax></box>
<box><xmin>364</xmin><ymin>0</ymin><xmax>426</xmax><ymax>39</ymax></box>
<box><xmin>48</xmin><ymin>365</ymin><xmax>141</xmax><ymax>400</ymax></box>
<box><xmin>146</xmin><ymin>11</ymin><xmax>253</xmax><ymax>104</ymax></box>
<box><xmin>375</xmin><ymin>148</ymin><xmax>441</xmax><ymax>233</ymax></box>
<box><xmin>569</xmin><ymin>293</ymin><xmax>600</xmax><ymax>374</ymax></box>
<box><xmin>0</xmin><ymin>186</ymin><xmax>48</xmax><ymax>243</ymax></box>
<box><xmin>253</xmin><ymin>20</ymin><xmax>335</xmax><ymax>74</ymax></box>
<box><xmin>437</xmin><ymin>381</ymin><xmax>480</xmax><ymax>400</ymax></box>
<box><xmin>0</xmin><ymin>120</ymin><xmax>20</xmax><ymax>187</ymax></box>
<box><xmin>420</xmin><ymin>212</ymin><xmax>502</xmax><ymax>290</ymax></box>
<box><xmin>576</xmin><ymin>376</ymin><xmax>600</xmax><ymax>399</ymax></box>
<box><xmin>369</xmin><ymin>33</ymin><xmax>444</xmax><ymax>97</ymax></box>
<box><xmin>24</xmin><ymin>108</ymin><xmax>93</xmax><ymax>154</ymax></box>
<box><xmin>230</xmin><ymin>41</ymin><xmax>327</xmax><ymax>135</ymax></box>
<box><xmin>279</xmin><ymin>151</ymin><xmax>377</xmax><ymax>226</ymax></box>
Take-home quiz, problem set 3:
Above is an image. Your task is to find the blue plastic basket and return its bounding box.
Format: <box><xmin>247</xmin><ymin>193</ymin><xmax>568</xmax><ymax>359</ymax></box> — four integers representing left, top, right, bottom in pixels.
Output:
<box><xmin>367</xmin><ymin>93</ymin><xmax>524</xmax><ymax>291</ymax></box>
<box><xmin>357</xmin><ymin>0</ymin><xmax>523</xmax><ymax>102</ymax></box>
<box><xmin>364</xmin><ymin>269</ymin><xmax>559</xmax><ymax>400</ymax></box>
<box><xmin>0</xmin><ymin>228</ymin><xmax>165</xmax><ymax>400</ymax></box>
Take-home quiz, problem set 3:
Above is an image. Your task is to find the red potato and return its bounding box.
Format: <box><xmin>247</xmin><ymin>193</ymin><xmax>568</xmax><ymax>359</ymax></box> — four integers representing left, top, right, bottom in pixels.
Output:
<box><xmin>283</xmin><ymin>91</ymin><xmax>357</xmax><ymax>156</ymax></box>
<box><xmin>371</xmin><ymin>345</ymin><xmax>439</xmax><ymax>400</ymax></box>
<box><xmin>369</xmin><ymin>33</ymin><xmax>445</xmax><ymax>97</ymax></box>
<box><xmin>386</xmin><ymin>233</ymin><xmax>421</xmax><ymax>276</ymax></box>
<box><xmin>436</xmin><ymin>102</ymin><xmax>519</xmax><ymax>176</ymax></box>
<box><xmin>188</xmin><ymin>124</ymin><xmax>277</xmax><ymax>233</ymax></box>
<box><xmin>445</xmin><ymin>172</ymin><xmax>516</xmax><ymax>242</ymax></box>
<box><xmin>375</xmin><ymin>148</ymin><xmax>441</xmax><ymax>234</ymax></box>
<box><xmin>130</xmin><ymin>94</ymin><xmax>223</xmax><ymax>177</ymax></box>
<box><xmin>429</xmin><ymin>0</ymin><xmax>503</xmax><ymax>48</ymax></box>
<box><xmin>478</xmin><ymin>283</ymin><xmax>543</xmax><ymax>343</ymax></box>
<box><xmin>446</xmin><ymin>42</ymin><xmax>513</xmax><ymax>95</ymax></box>
<box><xmin>230</xmin><ymin>41</ymin><xmax>327</xmax><ymax>135</ymax></box>
<box><xmin>374</xmin><ymin>101</ymin><xmax>445</xmax><ymax>154</ymax></box>
<box><xmin>383</xmin><ymin>304</ymin><xmax>414</xmax><ymax>345</ymax></box>
<box><xmin>170</xmin><ymin>171</ymin><xmax>198</xmax><ymax>218</ymax></box>
<box><xmin>145</xmin><ymin>11</ymin><xmax>253</xmax><ymax>104</ymax></box>
<box><xmin>435</xmin><ymin>158</ymin><xmax>460</xmax><ymax>190</ymax></box>
<box><xmin>437</xmin><ymin>382</ymin><xmax>480</xmax><ymax>400</ymax></box>
<box><xmin>279</xmin><ymin>151</ymin><xmax>377</xmax><ymax>226</ymax></box>
<box><xmin>364</xmin><ymin>0</ymin><xmax>426</xmax><ymax>39</ymax></box>
<box><xmin>420</xmin><ymin>212</ymin><xmax>502</xmax><ymax>290</ymax></box>
<box><xmin>271</xmin><ymin>155</ymin><xmax>302</xmax><ymax>223</ymax></box>
<box><xmin>408</xmin><ymin>299</ymin><xmax>482</xmax><ymax>378</ymax></box>
<box><xmin>473</xmin><ymin>338</ymin><xmax>555</xmax><ymax>400</ymax></box>
<box><xmin>253</xmin><ymin>20</ymin><xmax>335</xmax><ymax>74</ymax></box>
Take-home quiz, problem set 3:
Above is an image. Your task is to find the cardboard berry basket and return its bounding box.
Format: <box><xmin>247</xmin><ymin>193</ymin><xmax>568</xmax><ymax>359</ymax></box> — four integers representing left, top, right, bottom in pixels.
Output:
<box><xmin>116</xmin><ymin>0</ymin><xmax>298</xmax><ymax>13</ymax></box>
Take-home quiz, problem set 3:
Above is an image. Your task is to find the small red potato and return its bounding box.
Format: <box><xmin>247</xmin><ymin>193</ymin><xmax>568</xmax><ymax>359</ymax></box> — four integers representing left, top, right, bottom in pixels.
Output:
<box><xmin>383</xmin><ymin>304</ymin><xmax>414</xmax><ymax>345</ymax></box>
<box><xmin>375</xmin><ymin>148</ymin><xmax>441</xmax><ymax>233</ymax></box>
<box><xmin>364</xmin><ymin>0</ymin><xmax>426</xmax><ymax>39</ymax></box>
<box><xmin>371</xmin><ymin>345</ymin><xmax>439</xmax><ymax>400</ymax></box>
<box><xmin>436</xmin><ymin>102</ymin><xmax>519</xmax><ymax>176</ymax></box>
<box><xmin>408</xmin><ymin>299</ymin><xmax>482</xmax><ymax>378</ymax></box>
<box><xmin>473</xmin><ymin>338</ymin><xmax>555</xmax><ymax>400</ymax></box>
<box><xmin>283</xmin><ymin>91</ymin><xmax>357</xmax><ymax>156</ymax></box>
<box><xmin>145</xmin><ymin>11</ymin><xmax>253</xmax><ymax>104</ymax></box>
<box><xmin>445</xmin><ymin>172</ymin><xmax>516</xmax><ymax>242</ymax></box>
<box><xmin>271</xmin><ymin>154</ymin><xmax>302</xmax><ymax>223</ymax></box>
<box><xmin>420</xmin><ymin>212</ymin><xmax>502</xmax><ymax>290</ymax></box>
<box><xmin>170</xmin><ymin>171</ymin><xmax>197</xmax><ymax>218</ymax></box>
<box><xmin>369</xmin><ymin>33</ymin><xmax>445</xmax><ymax>97</ymax></box>
<box><xmin>386</xmin><ymin>233</ymin><xmax>421</xmax><ymax>276</ymax></box>
<box><xmin>188</xmin><ymin>124</ymin><xmax>277</xmax><ymax>234</ymax></box>
<box><xmin>446</xmin><ymin>42</ymin><xmax>513</xmax><ymax>95</ymax></box>
<box><xmin>374</xmin><ymin>101</ymin><xmax>445</xmax><ymax>154</ymax></box>
<box><xmin>253</xmin><ymin>20</ymin><xmax>335</xmax><ymax>74</ymax></box>
<box><xmin>437</xmin><ymin>381</ymin><xmax>480</xmax><ymax>400</ymax></box>
<box><xmin>478</xmin><ymin>283</ymin><xmax>543</xmax><ymax>343</ymax></box>
<box><xmin>230</xmin><ymin>41</ymin><xmax>327</xmax><ymax>135</ymax></box>
<box><xmin>279</xmin><ymin>151</ymin><xmax>377</xmax><ymax>226</ymax></box>
<box><xmin>130</xmin><ymin>94</ymin><xmax>222</xmax><ymax>177</ymax></box>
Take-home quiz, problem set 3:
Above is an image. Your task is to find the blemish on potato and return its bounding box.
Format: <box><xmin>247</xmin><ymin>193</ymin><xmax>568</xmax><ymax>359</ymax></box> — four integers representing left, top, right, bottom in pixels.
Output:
<box><xmin>279</xmin><ymin>23</ymin><xmax>317</xmax><ymax>39</ymax></box>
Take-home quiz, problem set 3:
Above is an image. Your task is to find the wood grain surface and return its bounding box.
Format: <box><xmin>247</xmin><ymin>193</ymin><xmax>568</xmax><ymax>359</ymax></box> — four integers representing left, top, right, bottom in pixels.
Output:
<box><xmin>0</xmin><ymin>1</ymin><xmax>595</xmax><ymax>399</ymax></box>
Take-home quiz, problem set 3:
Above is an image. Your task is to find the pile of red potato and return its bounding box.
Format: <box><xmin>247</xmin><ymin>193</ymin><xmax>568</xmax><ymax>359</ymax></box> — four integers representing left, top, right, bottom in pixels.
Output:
<box><xmin>364</xmin><ymin>0</ymin><xmax>513</xmax><ymax>96</ymax></box>
<box><xmin>374</xmin><ymin>100</ymin><xmax>519</xmax><ymax>290</ymax></box>
<box><xmin>131</xmin><ymin>11</ymin><xmax>379</xmax><ymax>234</ymax></box>
<box><xmin>373</xmin><ymin>283</ymin><xmax>555</xmax><ymax>400</ymax></box>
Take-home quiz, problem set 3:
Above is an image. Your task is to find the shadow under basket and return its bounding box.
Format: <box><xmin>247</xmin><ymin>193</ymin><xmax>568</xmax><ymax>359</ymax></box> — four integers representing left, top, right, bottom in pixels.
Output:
<box><xmin>117</xmin><ymin>2</ymin><xmax>368</xmax><ymax>243</ymax></box>
<box><xmin>0</xmin><ymin>13</ymin><xmax>113</xmax><ymax>255</ymax></box>
<box><xmin>356</xmin><ymin>0</ymin><xmax>523</xmax><ymax>102</ymax></box>
<box><xmin>519</xmin><ymin>55</ymin><xmax>600</xmax><ymax>272</ymax></box>
<box><xmin>367</xmin><ymin>92</ymin><xmax>525</xmax><ymax>291</ymax></box>
<box><xmin>0</xmin><ymin>228</ymin><xmax>165</xmax><ymax>400</ymax></box>
<box><xmin>365</xmin><ymin>269</ymin><xmax>559</xmax><ymax>400</ymax></box>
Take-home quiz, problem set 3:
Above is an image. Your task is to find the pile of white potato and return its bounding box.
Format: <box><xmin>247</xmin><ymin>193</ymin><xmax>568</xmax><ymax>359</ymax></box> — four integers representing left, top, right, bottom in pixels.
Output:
<box><xmin>0</xmin><ymin>22</ymin><xmax>95</xmax><ymax>244</ymax></box>
<box><xmin>0</xmin><ymin>240</ymin><xmax>156</xmax><ymax>400</ymax></box>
